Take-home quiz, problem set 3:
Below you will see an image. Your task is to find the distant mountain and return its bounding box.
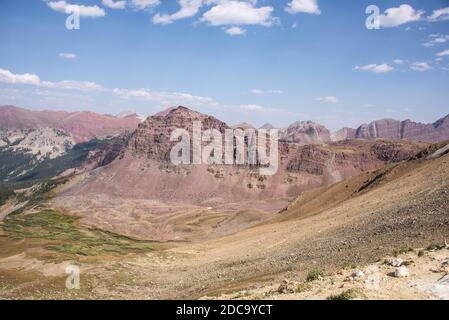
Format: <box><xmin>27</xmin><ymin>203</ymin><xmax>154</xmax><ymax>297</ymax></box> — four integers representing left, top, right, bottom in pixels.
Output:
<box><xmin>0</xmin><ymin>105</ymin><xmax>142</xmax><ymax>143</ymax></box>
<box><xmin>0</xmin><ymin>131</ymin><xmax>109</xmax><ymax>183</ymax></box>
<box><xmin>231</xmin><ymin>122</ymin><xmax>255</xmax><ymax>131</ymax></box>
<box><xmin>331</xmin><ymin>127</ymin><xmax>357</xmax><ymax>142</ymax></box>
<box><xmin>260</xmin><ymin>123</ymin><xmax>275</xmax><ymax>130</ymax></box>
<box><xmin>333</xmin><ymin>115</ymin><xmax>449</xmax><ymax>143</ymax></box>
<box><xmin>0</xmin><ymin>105</ymin><xmax>142</xmax><ymax>183</ymax></box>
<box><xmin>280</xmin><ymin>121</ymin><xmax>331</xmax><ymax>145</ymax></box>
<box><xmin>116</xmin><ymin>110</ymin><xmax>147</xmax><ymax>122</ymax></box>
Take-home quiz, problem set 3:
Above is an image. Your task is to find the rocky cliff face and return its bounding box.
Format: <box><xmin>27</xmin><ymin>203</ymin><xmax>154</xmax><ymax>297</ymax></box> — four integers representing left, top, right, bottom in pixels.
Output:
<box><xmin>331</xmin><ymin>127</ymin><xmax>357</xmax><ymax>141</ymax></box>
<box><xmin>127</xmin><ymin>106</ymin><xmax>228</xmax><ymax>161</ymax></box>
<box><xmin>0</xmin><ymin>105</ymin><xmax>142</xmax><ymax>143</ymax></box>
<box><xmin>354</xmin><ymin>116</ymin><xmax>449</xmax><ymax>143</ymax></box>
<box><xmin>280</xmin><ymin>121</ymin><xmax>331</xmax><ymax>145</ymax></box>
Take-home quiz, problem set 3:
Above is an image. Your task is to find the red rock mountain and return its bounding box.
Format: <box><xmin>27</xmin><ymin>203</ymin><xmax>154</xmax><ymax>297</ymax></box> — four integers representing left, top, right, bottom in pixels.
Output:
<box><xmin>0</xmin><ymin>105</ymin><xmax>142</xmax><ymax>143</ymax></box>
<box><xmin>280</xmin><ymin>121</ymin><xmax>331</xmax><ymax>145</ymax></box>
<box><xmin>60</xmin><ymin>107</ymin><xmax>427</xmax><ymax>206</ymax></box>
<box><xmin>331</xmin><ymin>127</ymin><xmax>357</xmax><ymax>141</ymax></box>
<box><xmin>350</xmin><ymin>116</ymin><xmax>449</xmax><ymax>143</ymax></box>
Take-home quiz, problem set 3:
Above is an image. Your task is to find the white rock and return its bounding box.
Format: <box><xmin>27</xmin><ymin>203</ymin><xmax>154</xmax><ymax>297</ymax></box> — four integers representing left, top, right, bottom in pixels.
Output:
<box><xmin>351</xmin><ymin>269</ymin><xmax>365</xmax><ymax>279</ymax></box>
<box><xmin>394</xmin><ymin>266</ymin><xmax>409</xmax><ymax>278</ymax></box>
<box><xmin>387</xmin><ymin>258</ymin><xmax>403</xmax><ymax>267</ymax></box>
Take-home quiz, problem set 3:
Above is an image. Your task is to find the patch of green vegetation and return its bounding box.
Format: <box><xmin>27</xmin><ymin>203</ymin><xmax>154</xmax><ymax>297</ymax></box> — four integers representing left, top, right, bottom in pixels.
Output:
<box><xmin>417</xmin><ymin>250</ymin><xmax>425</xmax><ymax>257</ymax></box>
<box><xmin>295</xmin><ymin>282</ymin><xmax>312</xmax><ymax>293</ymax></box>
<box><xmin>342</xmin><ymin>261</ymin><xmax>357</xmax><ymax>270</ymax></box>
<box><xmin>327</xmin><ymin>288</ymin><xmax>366</xmax><ymax>300</ymax></box>
<box><xmin>3</xmin><ymin>209</ymin><xmax>153</xmax><ymax>257</ymax></box>
<box><xmin>233</xmin><ymin>290</ymin><xmax>251</xmax><ymax>299</ymax></box>
<box><xmin>392</xmin><ymin>246</ymin><xmax>413</xmax><ymax>257</ymax></box>
<box><xmin>306</xmin><ymin>270</ymin><xmax>325</xmax><ymax>282</ymax></box>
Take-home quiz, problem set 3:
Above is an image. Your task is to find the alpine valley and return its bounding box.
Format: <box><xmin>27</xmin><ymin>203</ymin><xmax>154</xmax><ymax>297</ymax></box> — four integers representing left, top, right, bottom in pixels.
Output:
<box><xmin>0</xmin><ymin>105</ymin><xmax>448</xmax><ymax>300</ymax></box>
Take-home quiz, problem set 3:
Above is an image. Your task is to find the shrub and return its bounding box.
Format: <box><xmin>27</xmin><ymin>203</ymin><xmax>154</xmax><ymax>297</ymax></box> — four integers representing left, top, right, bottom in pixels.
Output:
<box><xmin>327</xmin><ymin>288</ymin><xmax>366</xmax><ymax>300</ymax></box>
<box><xmin>306</xmin><ymin>270</ymin><xmax>325</xmax><ymax>282</ymax></box>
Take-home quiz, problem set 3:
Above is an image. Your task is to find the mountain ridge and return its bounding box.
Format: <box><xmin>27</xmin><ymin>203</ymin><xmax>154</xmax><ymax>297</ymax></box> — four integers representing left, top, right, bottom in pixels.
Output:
<box><xmin>0</xmin><ymin>105</ymin><xmax>142</xmax><ymax>143</ymax></box>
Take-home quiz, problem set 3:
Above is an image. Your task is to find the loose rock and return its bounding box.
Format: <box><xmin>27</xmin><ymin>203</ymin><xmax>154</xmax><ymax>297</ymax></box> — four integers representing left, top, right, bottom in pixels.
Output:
<box><xmin>394</xmin><ymin>266</ymin><xmax>409</xmax><ymax>278</ymax></box>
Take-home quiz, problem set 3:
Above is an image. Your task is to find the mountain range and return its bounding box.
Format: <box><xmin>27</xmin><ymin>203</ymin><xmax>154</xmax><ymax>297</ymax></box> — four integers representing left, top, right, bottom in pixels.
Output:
<box><xmin>0</xmin><ymin>104</ymin><xmax>449</xmax><ymax>299</ymax></box>
<box><xmin>0</xmin><ymin>105</ymin><xmax>142</xmax><ymax>143</ymax></box>
<box><xmin>1</xmin><ymin>105</ymin><xmax>448</xmax><ymax>185</ymax></box>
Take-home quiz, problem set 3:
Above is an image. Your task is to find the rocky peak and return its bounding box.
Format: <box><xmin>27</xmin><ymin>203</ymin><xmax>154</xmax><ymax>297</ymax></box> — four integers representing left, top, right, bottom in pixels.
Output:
<box><xmin>127</xmin><ymin>106</ymin><xmax>229</xmax><ymax>161</ymax></box>
<box><xmin>434</xmin><ymin>114</ymin><xmax>449</xmax><ymax>128</ymax></box>
<box><xmin>260</xmin><ymin>123</ymin><xmax>275</xmax><ymax>130</ymax></box>
<box><xmin>281</xmin><ymin>121</ymin><xmax>331</xmax><ymax>145</ymax></box>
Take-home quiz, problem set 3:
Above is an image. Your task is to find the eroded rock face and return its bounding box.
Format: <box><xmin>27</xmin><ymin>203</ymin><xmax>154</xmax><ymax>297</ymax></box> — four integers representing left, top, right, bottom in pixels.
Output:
<box><xmin>354</xmin><ymin>116</ymin><xmax>449</xmax><ymax>143</ymax></box>
<box><xmin>127</xmin><ymin>106</ymin><xmax>229</xmax><ymax>161</ymax></box>
<box><xmin>280</xmin><ymin>121</ymin><xmax>331</xmax><ymax>145</ymax></box>
<box><xmin>331</xmin><ymin>127</ymin><xmax>357</xmax><ymax>141</ymax></box>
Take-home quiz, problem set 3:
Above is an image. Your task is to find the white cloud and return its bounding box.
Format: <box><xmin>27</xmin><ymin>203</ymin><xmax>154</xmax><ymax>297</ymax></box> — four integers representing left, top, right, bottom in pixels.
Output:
<box><xmin>201</xmin><ymin>1</ymin><xmax>276</xmax><ymax>27</ymax></box>
<box><xmin>428</xmin><ymin>7</ymin><xmax>449</xmax><ymax>22</ymax></box>
<box><xmin>0</xmin><ymin>68</ymin><xmax>41</xmax><ymax>86</ymax></box>
<box><xmin>44</xmin><ymin>80</ymin><xmax>105</xmax><ymax>91</ymax></box>
<box><xmin>286</xmin><ymin>0</ymin><xmax>321</xmax><ymax>15</ymax></box>
<box><xmin>130</xmin><ymin>0</ymin><xmax>160</xmax><ymax>11</ymax></box>
<box><xmin>250</xmin><ymin>89</ymin><xmax>283</xmax><ymax>95</ymax></box>
<box><xmin>224</xmin><ymin>26</ymin><xmax>246</xmax><ymax>35</ymax></box>
<box><xmin>102</xmin><ymin>0</ymin><xmax>126</xmax><ymax>10</ymax></box>
<box><xmin>436</xmin><ymin>49</ymin><xmax>449</xmax><ymax>57</ymax></box>
<box><xmin>59</xmin><ymin>53</ymin><xmax>77</xmax><ymax>59</ymax></box>
<box><xmin>393</xmin><ymin>59</ymin><xmax>404</xmax><ymax>65</ymax></box>
<box><xmin>240</xmin><ymin>104</ymin><xmax>267</xmax><ymax>111</ymax></box>
<box><xmin>410</xmin><ymin>61</ymin><xmax>432</xmax><ymax>72</ymax></box>
<box><xmin>0</xmin><ymin>67</ymin><xmax>220</xmax><ymax>110</ymax></box>
<box><xmin>0</xmin><ymin>68</ymin><xmax>104</xmax><ymax>91</ymax></box>
<box><xmin>153</xmin><ymin>0</ymin><xmax>203</xmax><ymax>25</ymax></box>
<box><xmin>378</xmin><ymin>4</ymin><xmax>423</xmax><ymax>28</ymax></box>
<box><xmin>112</xmin><ymin>88</ymin><xmax>217</xmax><ymax>107</ymax></box>
<box><xmin>250</xmin><ymin>89</ymin><xmax>264</xmax><ymax>95</ymax></box>
<box><xmin>316</xmin><ymin>96</ymin><xmax>339</xmax><ymax>103</ymax></box>
<box><xmin>423</xmin><ymin>34</ymin><xmax>449</xmax><ymax>47</ymax></box>
<box><xmin>46</xmin><ymin>1</ymin><xmax>106</xmax><ymax>18</ymax></box>
<box><xmin>354</xmin><ymin>64</ymin><xmax>394</xmax><ymax>73</ymax></box>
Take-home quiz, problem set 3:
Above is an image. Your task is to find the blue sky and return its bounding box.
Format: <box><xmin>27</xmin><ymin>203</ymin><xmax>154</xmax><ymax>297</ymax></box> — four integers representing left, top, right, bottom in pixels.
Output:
<box><xmin>0</xmin><ymin>0</ymin><xmax>449</xmax><ymax>130</ymax></box>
